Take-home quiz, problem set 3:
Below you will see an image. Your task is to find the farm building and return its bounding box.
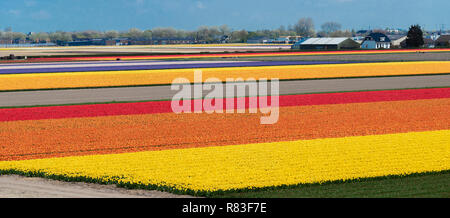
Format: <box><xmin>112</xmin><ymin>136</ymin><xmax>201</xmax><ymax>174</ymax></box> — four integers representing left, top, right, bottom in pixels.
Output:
<box><xmin>59</xmin><ymin>39</ymin><xmax>107</xmax><ymax>46</ymax></box>
<box><xmin>423</xmin><ymin>38</ymin><xmax>436</xmax><ymax>48</ymax></box>
<box><xmin>271</xmin><ymin>37</ymin><xmax>291</xmax><ymax>44</ymax></box>
<box><xmin>355</xmin><ymin>30</ymin><xmax>369</xmax><ymax>36</ymax></box>
<box><xmin>388</xmin><ymin>35</ymin><xmax>407</xmax><ymax>48</ymax></box>
<box><xmin>435</xmin><ymin>35</ymin><xmax>450</xmax><ymax>47</ymax></box>
<box><xmin>247</xmin><ymin>36</ymin><xmax>271</xmax><ymax>44</ymax></box>
<box><xmin>291</xmin><ymin>38</ymin><xmax>309</xmax><ymax>49</ymax></box>
<box><xmin>361</xmin><ymin>32</ymin><xmax>391</xmax><ymax>49</ymax></box>
<box><xmin>352</xmin><ymin>36</ymin><xmax>365</xmax><ymax>44</ymax></box>
<box><xmin>148</xmin><ymin>37</ymin><xmax>195</xmax><ymax>45</ymax></box>
<box><xmin>296</xmin><ymin>37</ymin><xmax>360</xmax><ymax>50</ymax></box>
<box><xmin>271</xmin><ymin>36</ymin><xmax>302</xmax><ymax>44</ymax></box>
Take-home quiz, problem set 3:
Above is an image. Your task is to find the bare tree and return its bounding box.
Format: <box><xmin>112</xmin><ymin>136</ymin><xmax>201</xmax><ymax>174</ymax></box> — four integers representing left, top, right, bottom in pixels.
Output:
<box><xmin>104</xmin><ymin>30</ymin><xmax>119</xmax><ymax>39</ymax></box>
<box><xmin>231</xmin><ymin>30</ymin><xmax>248</xmax><ymax>43</ymax></box>
<box><xmin>127</xmin><ymin>28</ymin><xmax>143</xmax><ymax>40</ymax></box>
<box><xmin>152</xmin><ymin>27</ymin><xmax>177</xmax><ymax>38</ymax></box>
<box><xmin>321</xmin><ymin>22</ymin><xmax>342</xmax><ymax>35</ymax></box>
<box><xmin>72</xmin><ymin>30</ymin><xmax>102</xmax><ymax>40</ymax></box>
<box><xmin>142</xmin><ymin>30</ymin><xmax>152</xmax><ymax>40</ymax></box>
<box><xmin>1</xmin><ymin>31</ymin><xmax>26</xmax><ymax>43</ymax></box>
<box><xmin>219</xmin><ymin>24</ymin><xmax>231</xmax><ymax>36</ymax></box>
<box><xmin>175</xmin><ymin>30</ymin><xmax>188</xmax><ymax>38</ymax></box>
<box><xmin>329</xmin><ymin>30</ymin><xmax>352</xmax><ymax>37</ymax></box>
<box><xmin>294</xmin><ymin>18</ymin><xmax>315</xmax><ymax>37</ymax></box>
<box><xmin>29</xmin><ymin>32</ymin><xmax>49</xmax><ymax>42</ymax></box>
<box><xmin>196</xmin><ymin>26</ymin><xmax>221</xmax><ymax>43</ymax></box>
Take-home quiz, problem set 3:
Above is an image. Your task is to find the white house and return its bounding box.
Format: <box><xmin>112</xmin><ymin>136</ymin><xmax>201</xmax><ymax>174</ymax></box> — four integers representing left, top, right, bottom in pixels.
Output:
<box><xmin>361</xmin><ymin>32</ymin><xmax>391</xmax><ymax>49</ymax></box>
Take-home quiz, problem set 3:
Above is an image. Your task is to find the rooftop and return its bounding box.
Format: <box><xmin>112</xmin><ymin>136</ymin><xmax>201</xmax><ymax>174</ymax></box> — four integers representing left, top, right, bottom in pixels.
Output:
<box><xmin>365</xmin><ymin>32</ymin><xmax>391</xmax><ymax>42</ymax></box>
<box><xmin>301</xmin><ymin>37</ymin><xmax>351</xmax><ymax>45</ymax></box>
<box><xmin>436</xmin><ymin>35</ymin><xmax>450</xmax><ymax>42</ymax></box>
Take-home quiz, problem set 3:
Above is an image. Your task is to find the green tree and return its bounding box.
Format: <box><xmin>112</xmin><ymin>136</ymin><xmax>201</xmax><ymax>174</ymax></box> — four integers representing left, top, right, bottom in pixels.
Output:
<box><xmin>405</xmin><ymin>25</ymin><xmax>424</xmax><ymax>48</ymax></box>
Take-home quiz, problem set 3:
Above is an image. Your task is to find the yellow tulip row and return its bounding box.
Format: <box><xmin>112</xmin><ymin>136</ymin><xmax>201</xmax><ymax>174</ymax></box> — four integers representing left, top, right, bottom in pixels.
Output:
<box><xmin>1</xmin><ymin>130</ymin><xmax>448</xmax><ymax>193</ymax></box>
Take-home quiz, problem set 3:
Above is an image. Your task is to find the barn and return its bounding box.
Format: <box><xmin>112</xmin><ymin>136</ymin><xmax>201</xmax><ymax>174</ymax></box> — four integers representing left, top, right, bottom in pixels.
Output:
<box><xmin>297</xmin><ymin>37</ymin><xmax>360</xmax><ymax>50</ymax></box>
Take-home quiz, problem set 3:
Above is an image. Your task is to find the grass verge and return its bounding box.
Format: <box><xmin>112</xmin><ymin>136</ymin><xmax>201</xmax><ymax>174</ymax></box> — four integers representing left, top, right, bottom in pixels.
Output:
<box><xmin>211</xmin><ymin>171</ymin><xmax>450</xmax><ymax>198</ymax></box>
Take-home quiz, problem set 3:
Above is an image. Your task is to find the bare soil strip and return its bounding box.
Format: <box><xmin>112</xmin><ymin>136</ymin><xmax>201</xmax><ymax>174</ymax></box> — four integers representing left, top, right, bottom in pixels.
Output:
<box><xmin>0</xmin><ymin>75</ymin><xmax>448</xmax><ymax>107</ymax></box>
<box><xmin>0</xmin><ymin>46</ymin><xmax>290</xmax><ymax>57</ymax></box>
<box><xmin>0</xmin><ymin>175</ymin><xmax>193</xmax><ymax>198</ymax></box>
<box><xmin>209</xmin><ymin>52</ymin><xmax>450</xmax><ymax>62</ymax></box>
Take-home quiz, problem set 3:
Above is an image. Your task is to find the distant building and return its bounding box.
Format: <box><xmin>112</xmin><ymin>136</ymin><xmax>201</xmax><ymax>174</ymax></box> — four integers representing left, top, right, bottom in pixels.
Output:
<box><xmin>429</xmin><ymin>33</ymin><xmax>440</xmax><ymax>41</ymax></box>
<box><xmin>247</xmin><ymin>36</ymin><xmax>271</xmax><ymax>44</ymax></box>
<box><xmin>296</xmin><ymin>37</ymin><xmax>360</xmax><ymax>50</ymax></box>
<box><xmin>286</xmin><ymin>36</ymin><xmax>302</xmax><ymax>43</ymax></box>
<box><xmin>385</xmin><ymin>28</ymin><xmax>406</xmax><ymax>35</ymax></box>
<box><xmin>57</xmin><ymin>39</ymin><xmax>107</xmax><ymax>46</ymax></box>
<box><xmin>361</xmin><ymin>32</ymin><xmax>391</xmax><ymax>49</ymax></box>
<box><xmin>56</xmin><ymin>37</ymin><xmax>196</xmax><ymax>46</ymax></box>
<box><xmin>271</xmin><ymin>37</ymin><xmax>290</xmax><ymax>44</ymax></box>
<box><xmin>423</xmin><ymin>38</ymin><xmax>436</xmax><ymax>48</ymax></box>
<box><xmin>220</xmin><ymin>35</ymin><xmax>231</xmax><ymax>43</ymax></box>
<box><xmin>0</xmin><ymin>42</ymin><xmax>55</xmax><ymax>48</ymax></box>
<box><xmin>351</xmin><ymin>36</ymin><xmax>365</xmax><ymax>44</ymax></box>
<box><xmin>435</xmin><ymin>35</ymin><xmax>450</xmax><ymax>47</ymax></box>
<box><xmin>148</xmin><ymin>37</ymin><xmax>195</xmax><ymax>45</ymax></box>
<box><xmin>105</xmin><ymin>38</ymin><xmax>130</xmax><ymax>46</ymax></box>
<box><xmin>0</xmin><ymin>40</ymin><xmax>12</xmax><ymax>45</ymax></box>
<box><xmin>271</xmin><ymin>36</ymin><xmax>302</xmax><ymax>44</ymax></box>
<box><xmin>355</xmin><ymin>30</ymin><xmax>369</xmax><ymax>36</ymax></box>
<box><xmin>291</xmin><ymin>38</ymin><xmax>309</xmax><ymax>49</ymax></box>
<box><xmin>388</xmin><ymin>35</ymin><xmax>407</xmax><ymax>48</ymax></box>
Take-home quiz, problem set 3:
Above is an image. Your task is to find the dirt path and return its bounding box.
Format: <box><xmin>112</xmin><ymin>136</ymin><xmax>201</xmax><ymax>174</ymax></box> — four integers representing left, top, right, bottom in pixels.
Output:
<box><xmin>0</xmin><ymin>46</ymin><xmax>289</xmax><ymax>57</ymax></box>
<box><xmin>211</xmin><ymin>52</ymin><xmax>450</xmax><ymax>62</ymax></box>
<box><xmin>1</xmin><ymin>75</ymin><xmax>449</xmax><ymax>107</ymax></box>
<box><xmin>0</xmin><ymin>175</ymin><xmax>193</xmax><ymax>198</ymax></box>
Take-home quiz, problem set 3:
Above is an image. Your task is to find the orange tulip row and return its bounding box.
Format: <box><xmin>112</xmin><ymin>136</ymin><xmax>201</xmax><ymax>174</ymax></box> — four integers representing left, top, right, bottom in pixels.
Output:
<box><xmin>1</xmin><ymin>98</ymin><xmax>448</xmax><ymax>161</ymax></box>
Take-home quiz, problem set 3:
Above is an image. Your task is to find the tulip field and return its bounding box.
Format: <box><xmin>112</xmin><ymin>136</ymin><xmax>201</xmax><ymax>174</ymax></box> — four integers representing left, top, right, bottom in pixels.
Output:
<box><xmin>1</xmin><ymin>61</ymin><xmax>449</xmax><ymax>91</ymax></box>
<box><xmin>28</xmin><ymin>48</ymin><xmax>450</xmax><ymax>62</ymax></box>
<box><xmin>0</xmin><ymin>53</ymin><xmax>449</xmax><ymax>197</ymax></box>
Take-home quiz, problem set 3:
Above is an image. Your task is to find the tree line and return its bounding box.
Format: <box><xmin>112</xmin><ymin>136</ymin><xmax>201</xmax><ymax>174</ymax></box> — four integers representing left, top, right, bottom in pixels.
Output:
<box><xmin>0</xmin><ymin>18</ymin><xmax>367</xmax><ymax>44</ymax></box>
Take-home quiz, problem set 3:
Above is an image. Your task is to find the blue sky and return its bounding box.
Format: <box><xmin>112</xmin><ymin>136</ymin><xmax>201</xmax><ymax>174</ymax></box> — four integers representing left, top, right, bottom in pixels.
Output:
<box><xmin>0</xmin><ymin>0</ymin><xmax>449</xmax><ymax>32</ymax></box>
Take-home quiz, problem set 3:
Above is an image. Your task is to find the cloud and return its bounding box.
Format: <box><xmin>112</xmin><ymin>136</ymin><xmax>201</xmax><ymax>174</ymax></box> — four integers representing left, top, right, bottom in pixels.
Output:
<box><xmin>30</xmin><ymin>10</ymin><xmax>51</xmax><ymax>20</ymax></box>
<box><xmin>24</xmin><ymin>0</ymin><xmax>37</xmax><ymax>7</ymax></box>
<box><xmin>2</xmin><ymin>8</ymin><xmax>22</xmax><ymax>18</ymax></box>
<box><xmin>196</xmin><ymin>1</ymin><xmax>206</xmax><ymax>9</ymax></box>
<box><xmin>7</xmin><ymin>9</ymin><xmax>21</xmax><ymax>16</ymax></box>
<box><xmin>333</xmin><ymin>0</ymin><xmax>356</xmax><ymax>2</ymax></box>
